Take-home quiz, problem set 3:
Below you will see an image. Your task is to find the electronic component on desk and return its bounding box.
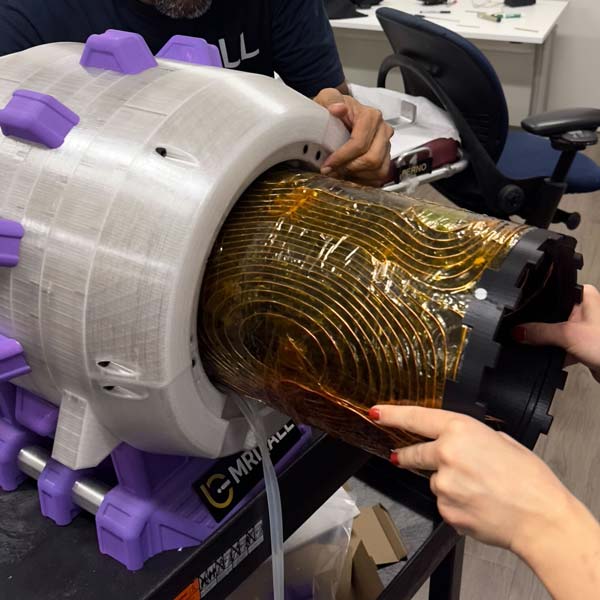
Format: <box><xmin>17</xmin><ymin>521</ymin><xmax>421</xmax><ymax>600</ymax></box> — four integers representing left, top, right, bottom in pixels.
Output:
<box><xmin>478</xmin><ymin>12</ymin><xmax>503</xmax><ymax>22</ymax></box>
<box><xmin>420</xmin><ymin>0</ymin><xmax>448</xmax><ymax>6</ymax></box>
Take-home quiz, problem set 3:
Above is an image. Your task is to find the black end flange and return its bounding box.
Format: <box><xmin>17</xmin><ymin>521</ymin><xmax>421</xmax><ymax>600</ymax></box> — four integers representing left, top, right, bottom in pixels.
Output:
<box><xmin>443</xmin><ymin>229</ymin><xmax>582</xmax><ymax>450</ymax></box>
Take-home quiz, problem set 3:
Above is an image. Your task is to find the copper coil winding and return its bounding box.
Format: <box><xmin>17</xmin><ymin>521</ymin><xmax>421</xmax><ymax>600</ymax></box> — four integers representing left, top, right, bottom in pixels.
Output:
<box><xmin>198</xmin><ymin>169</ymin><xmax>529</xmax><ymax>458</ymax></box>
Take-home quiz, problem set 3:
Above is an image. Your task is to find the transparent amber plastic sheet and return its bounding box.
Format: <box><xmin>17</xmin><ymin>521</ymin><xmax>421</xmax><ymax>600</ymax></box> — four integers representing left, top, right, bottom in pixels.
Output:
<box><xmin>199</xmin><ymin>170</ymin><xmax>529</xmax><ymax>458</ymax></box>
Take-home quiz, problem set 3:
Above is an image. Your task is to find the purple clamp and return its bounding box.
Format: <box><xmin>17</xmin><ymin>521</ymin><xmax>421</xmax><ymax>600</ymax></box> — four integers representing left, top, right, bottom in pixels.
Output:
<box><xmin>81</xmin><ymin>30</ymin><xmax>158</xmax><ymax>74</ymax></box>
<box><xmin>0</xmin><ymin>90</ymin><xmax>80</xmax><ymax>149</ymax></box>
<box><xmin>156</xmin><ymin>35</ymin><xmax>222</xmax><ymax>67</ymax></box>
<box><xmin>0</xmin><ymin>219</ymin><xmax>24</xmax><ymax>267</ymax></box>
<box><xmin>0</xmin><ymin>335</ymin><xmax>31</xmax><ymax>382</ymax></box>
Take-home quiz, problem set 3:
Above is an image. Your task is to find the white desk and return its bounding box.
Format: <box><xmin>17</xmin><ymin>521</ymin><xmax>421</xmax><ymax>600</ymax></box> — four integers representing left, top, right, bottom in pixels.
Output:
<box><xmin>331</xmin><ymin>0</ymin><xmax>569</xmax><ymax>125</ymax></box>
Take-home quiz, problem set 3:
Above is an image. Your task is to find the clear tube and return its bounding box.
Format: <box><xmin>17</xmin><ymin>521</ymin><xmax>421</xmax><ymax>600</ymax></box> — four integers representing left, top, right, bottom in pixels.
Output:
<box><xmin>235</xmin><ymin>394</ymin><xmax>285</xmax><ymax>600</ymax></box>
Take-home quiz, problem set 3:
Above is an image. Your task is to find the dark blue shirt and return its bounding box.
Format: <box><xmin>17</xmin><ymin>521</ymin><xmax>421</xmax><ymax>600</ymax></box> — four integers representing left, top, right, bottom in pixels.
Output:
<box><xmin>0</xmin><ymin>0</ymin><xmax>345</xmax><ymax>97</ymax></box>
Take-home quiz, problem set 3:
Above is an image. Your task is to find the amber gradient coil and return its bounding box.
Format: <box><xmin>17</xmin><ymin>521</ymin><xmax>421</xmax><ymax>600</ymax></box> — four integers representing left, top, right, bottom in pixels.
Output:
<box><xmin>199</xmin><ymin>170</ymin><xmax>529</xmax><ymax>458</ymax></box>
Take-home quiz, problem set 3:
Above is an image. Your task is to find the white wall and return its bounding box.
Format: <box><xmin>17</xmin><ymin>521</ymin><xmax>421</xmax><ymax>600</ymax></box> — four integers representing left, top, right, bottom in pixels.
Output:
<box><xmin>547</xmin><ymin>0</ymin><xmax>600</xmax><ymax>109</ymax></box>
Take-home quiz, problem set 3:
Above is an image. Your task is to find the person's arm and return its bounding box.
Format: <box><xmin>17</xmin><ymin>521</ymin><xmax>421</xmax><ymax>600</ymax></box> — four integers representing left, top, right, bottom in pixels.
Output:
<box><xmin>368</xmin><ymin>405</ymin><xmax>600</xmax><ymax>600</ymax></box>
<box><xmin>271</xmin><ymin>0</ymin><xmax>393</xmax><ymax>187</ymax></box>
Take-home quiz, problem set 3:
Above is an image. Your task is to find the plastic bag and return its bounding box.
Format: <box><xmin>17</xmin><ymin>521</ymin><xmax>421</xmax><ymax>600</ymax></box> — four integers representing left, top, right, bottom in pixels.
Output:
<box><xmin>228</xmin><ymin>487</ymin><xmax>359</xmax><ymax>600</ymax></box>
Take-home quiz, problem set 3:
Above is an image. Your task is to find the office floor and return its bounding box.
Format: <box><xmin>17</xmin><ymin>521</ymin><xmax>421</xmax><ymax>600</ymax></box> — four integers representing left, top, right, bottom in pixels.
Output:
<box><xmin>409</xmin><ymin>143</ymin><xmax>600</xmax><ymax>600</ymax></box>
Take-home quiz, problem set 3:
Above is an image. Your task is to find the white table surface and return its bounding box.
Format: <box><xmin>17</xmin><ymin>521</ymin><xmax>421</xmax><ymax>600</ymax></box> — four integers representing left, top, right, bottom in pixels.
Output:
<box><xmin>330</xmin><ymin>0</ymin><xmax>569</xmax><ymax>44</ymax></box>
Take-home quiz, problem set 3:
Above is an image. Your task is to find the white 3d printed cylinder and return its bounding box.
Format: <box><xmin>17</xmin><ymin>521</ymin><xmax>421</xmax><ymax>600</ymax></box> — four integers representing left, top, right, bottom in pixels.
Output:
<box><xmin>0</xmin><ymin>35</ymin><xmax>348</xmax><ymax>470</ymax></box>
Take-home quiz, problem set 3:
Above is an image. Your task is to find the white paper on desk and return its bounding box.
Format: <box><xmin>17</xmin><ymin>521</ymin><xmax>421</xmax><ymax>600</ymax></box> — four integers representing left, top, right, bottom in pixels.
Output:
<box><xmin>349</xmin><ymin>83</ymin><xmax>461</xmax><ymax>158</ymax></box>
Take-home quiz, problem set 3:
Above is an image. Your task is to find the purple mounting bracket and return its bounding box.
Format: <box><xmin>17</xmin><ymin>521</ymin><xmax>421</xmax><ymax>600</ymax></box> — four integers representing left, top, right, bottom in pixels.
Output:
<box><xmin>96</xmin><ymin>425</ymin><xmax>312</xmax><ymax>571</ymax></box>
<box><xmin>156</xmin><ymin>35</ymin><xmax>223</xmax><ymax>67</ymax></box>
<box><xmin>0</xmin><ymin>90</ymin><xmax>80</xmax><ymax>149</ymax></box>
<box><xmin>0</xmin><ymin>219</ymin><xmax>24</xmax><ymax>267</ymax></box>
<box><xmin>0</xmin><ymin>383</ymin><xmax>80</xmax><ymax>525</ymax></box>
<box><xmin>38</xmin><ymin>458</ymin><xmax>90</xmax><ymax>526</ymax></box>
<box><xmin>81</xmin><ymin>30</ymin><xmax>158</xmax><ymax>74</ymax></box>
<box><xmin>0</xmin><ymin>383</ymin><xmax>40</xmax><ymax>491</ymax></box>
<box><xmin>0</xmin><ymin>334</ymin><xmax>31</xmax><ymax>382</ymax></box>
<box><xmin>1</xmin><ymin>380</ymin><xmax>312</xmax><ymax>571</ymax></box>
<box><xmin>15</xmin><ymin>388</ymin><xmax>58</xmax><ymax>437</ymax></box>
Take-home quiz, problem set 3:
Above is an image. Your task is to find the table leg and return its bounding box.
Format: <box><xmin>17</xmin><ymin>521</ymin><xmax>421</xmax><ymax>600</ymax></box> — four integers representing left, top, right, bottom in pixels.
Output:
<box><xmin>530</xmin><ymin>28</ymin><xmax>556</xmax><ymax>116</ymax></box>
<box><xmin>428</xmin><ymin>536</ymin><xmax>465</xmax><ymax>600</ymax></box>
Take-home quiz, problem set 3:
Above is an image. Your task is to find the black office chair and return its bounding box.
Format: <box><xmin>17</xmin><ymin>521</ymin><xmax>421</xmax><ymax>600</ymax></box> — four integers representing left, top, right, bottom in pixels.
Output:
<box><xmin>376</xmin><ymin>8</ymin><xmax>600</xmax><ymax>229</ymax></box>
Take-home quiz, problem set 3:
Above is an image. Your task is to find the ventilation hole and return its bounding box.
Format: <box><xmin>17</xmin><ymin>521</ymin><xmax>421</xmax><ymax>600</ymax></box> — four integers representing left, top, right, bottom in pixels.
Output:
<box><xmin>95</xmin><ymin>360</ymin><xmax>138</xmax><ymax>377</ymax></box>
<box><xmin>316</xmin><ymin>151</ymin><xmax>322</xmax><ymax>161</ymax></box>
<box><xmin>303</xmin><ymin>145</ymin><xmax>309</xmax><ymax>154</ymax></box>
<box><xmin>192</xmin><ymin>358</ymin><xmax>197</xmax><ymax>367</ymax></box>
<box><xmin>103</xmin><ymin>385</ymin><xmax>115</xmax><ymax>391</ymax></box>
<box><xmin>155</xmin><ymin>147</ymin><xmax>167</xmax><ymax>157</ymax></box>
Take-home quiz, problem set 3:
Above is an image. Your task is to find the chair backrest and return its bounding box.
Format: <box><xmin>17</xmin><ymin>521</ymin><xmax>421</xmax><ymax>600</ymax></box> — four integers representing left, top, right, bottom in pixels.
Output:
<box><xmin>377</xmin><ymin>8</ymin><xmax>509</xmax><ymax>163</ymax></box>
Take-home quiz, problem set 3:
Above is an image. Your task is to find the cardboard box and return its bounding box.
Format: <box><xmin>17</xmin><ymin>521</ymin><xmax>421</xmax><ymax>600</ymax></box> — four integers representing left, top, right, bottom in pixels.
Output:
<box><xmin>336</xmin><ymin>505</ymin><xmax>407</xmax><ymax>600</ymax></box>
<box><xmin>336</xmin><ymin>533</ymin><xmax>383</xmax><ymax>600</ymax></box>
<box><xmin>352</xmin><ymin>505</ymin><xmax>407</xmax><ymax>567</ymax></box>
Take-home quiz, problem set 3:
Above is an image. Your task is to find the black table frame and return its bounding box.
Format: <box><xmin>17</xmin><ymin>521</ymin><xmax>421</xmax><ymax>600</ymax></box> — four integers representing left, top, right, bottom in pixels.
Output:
<box><xmin>0</xmin><ymin>435</ymin><xmax>464</xmax><ymax>600</ymax></box>
<box><xmin>356</xmin><ymin>460</ymin><xmax>464</xmax><ymax>600</ymax></box>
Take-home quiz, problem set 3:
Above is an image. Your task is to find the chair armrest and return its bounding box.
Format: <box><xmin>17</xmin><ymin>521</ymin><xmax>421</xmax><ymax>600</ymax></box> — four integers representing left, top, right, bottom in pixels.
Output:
<box><xmin>522</xmin><ymin>108</ymin><xmax>600</xmax><ymax>137</ymax></box>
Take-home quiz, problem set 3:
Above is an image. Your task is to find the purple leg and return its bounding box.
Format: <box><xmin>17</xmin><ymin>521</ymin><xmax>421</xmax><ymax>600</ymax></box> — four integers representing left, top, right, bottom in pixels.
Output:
<box><xmin>38</xmin><ymin>458</ymin><xmax>89</xmax><ymax>526</ymax></box>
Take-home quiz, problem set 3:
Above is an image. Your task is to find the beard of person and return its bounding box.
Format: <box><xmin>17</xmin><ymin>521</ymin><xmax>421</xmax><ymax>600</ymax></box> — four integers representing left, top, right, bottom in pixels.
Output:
<box><xmin>153</xmin><ymin>0</ymin><xmax>213</xmax><ymax>19</ymax></box>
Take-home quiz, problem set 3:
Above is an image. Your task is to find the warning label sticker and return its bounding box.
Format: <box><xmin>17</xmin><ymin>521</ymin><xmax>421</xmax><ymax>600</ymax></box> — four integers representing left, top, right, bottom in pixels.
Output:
<box><xmin>199</xmin><ymin>521</ymin><xmax>265</xmax><ymax>596</ymax></box>
<box><xmin>173</xmin><ymin>579</ymin><xmax>201</xmax><ymax>600</ymax></box>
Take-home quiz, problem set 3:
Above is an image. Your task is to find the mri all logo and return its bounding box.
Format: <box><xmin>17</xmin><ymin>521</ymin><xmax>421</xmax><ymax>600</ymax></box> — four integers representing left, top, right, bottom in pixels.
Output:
<box><xmin>195</xmin><ymin>422</ymin><xmax>302</xmax><ymax>521</ymax></box>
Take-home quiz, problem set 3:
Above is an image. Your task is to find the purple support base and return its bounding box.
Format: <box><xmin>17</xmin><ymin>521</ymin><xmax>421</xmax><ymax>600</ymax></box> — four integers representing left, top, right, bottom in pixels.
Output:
<box><xmin>1</xmin><ymin>383</ymin><xmax>82</xmax><ymax>525</ymax></box>
<box><xmin>0</xmin><ymin>418</ymin><xmax>38</xmax><ymax>491</ymax></box>
<box><xmin>96</xmin><ymin>448</ymin><xmax>215</xmax><ymax>571</ymax></box>
<box><xmin>1</xmin><ymin>383</ymin><xmax>312</xmax><ymax>571</ymax></box>
<box><xmin>39</xmin><ymin>458</ymin><xmax>89</xmax><ymax>526</ymax></box>
<box><xmin>0</xmin><ymin>383</ymin><xmax>40</xmax><ymax>491</ymax></box>
<box><xmin>97</xmin><ymin>426</ymin><xmax>312</xmax><ymax>571</ymax></box>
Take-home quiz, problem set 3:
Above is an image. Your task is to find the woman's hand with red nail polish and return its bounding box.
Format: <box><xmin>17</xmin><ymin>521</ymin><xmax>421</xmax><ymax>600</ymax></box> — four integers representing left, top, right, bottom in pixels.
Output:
<box><xmin>514</xmin><ymin>284</ymin><xmax>600</xmax><ymax>383</ymax></box>
<box><xmin>368</xmin><ymin>407</ymin><xmax>381</xmax><ymax>421</ymax></box>
<box><xmin>374</xmin><ymin>405</ymin><xmax>600</xmax><ymax>600</ymax></box>
<box><xmin>375</xmin><ymin>405</ymin><xmax>572</xmax><ymax>553</ymax></box>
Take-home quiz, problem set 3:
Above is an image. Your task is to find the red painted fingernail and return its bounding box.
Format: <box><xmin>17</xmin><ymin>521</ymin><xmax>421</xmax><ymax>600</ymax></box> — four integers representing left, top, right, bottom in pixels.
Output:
<box><xmin>389</xmin><ymin>451</ymin><xmax>399</xmax><ymax>466</ymax></box>
<box><xmin>368</xmin><ymin>407</ymin><xmax>381</xmax><ymax>421</ymax></box>
<box><xmin>512</xmin><ymin>326</ymin><xmax>527</xmax><ymax>343</ymax></box>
